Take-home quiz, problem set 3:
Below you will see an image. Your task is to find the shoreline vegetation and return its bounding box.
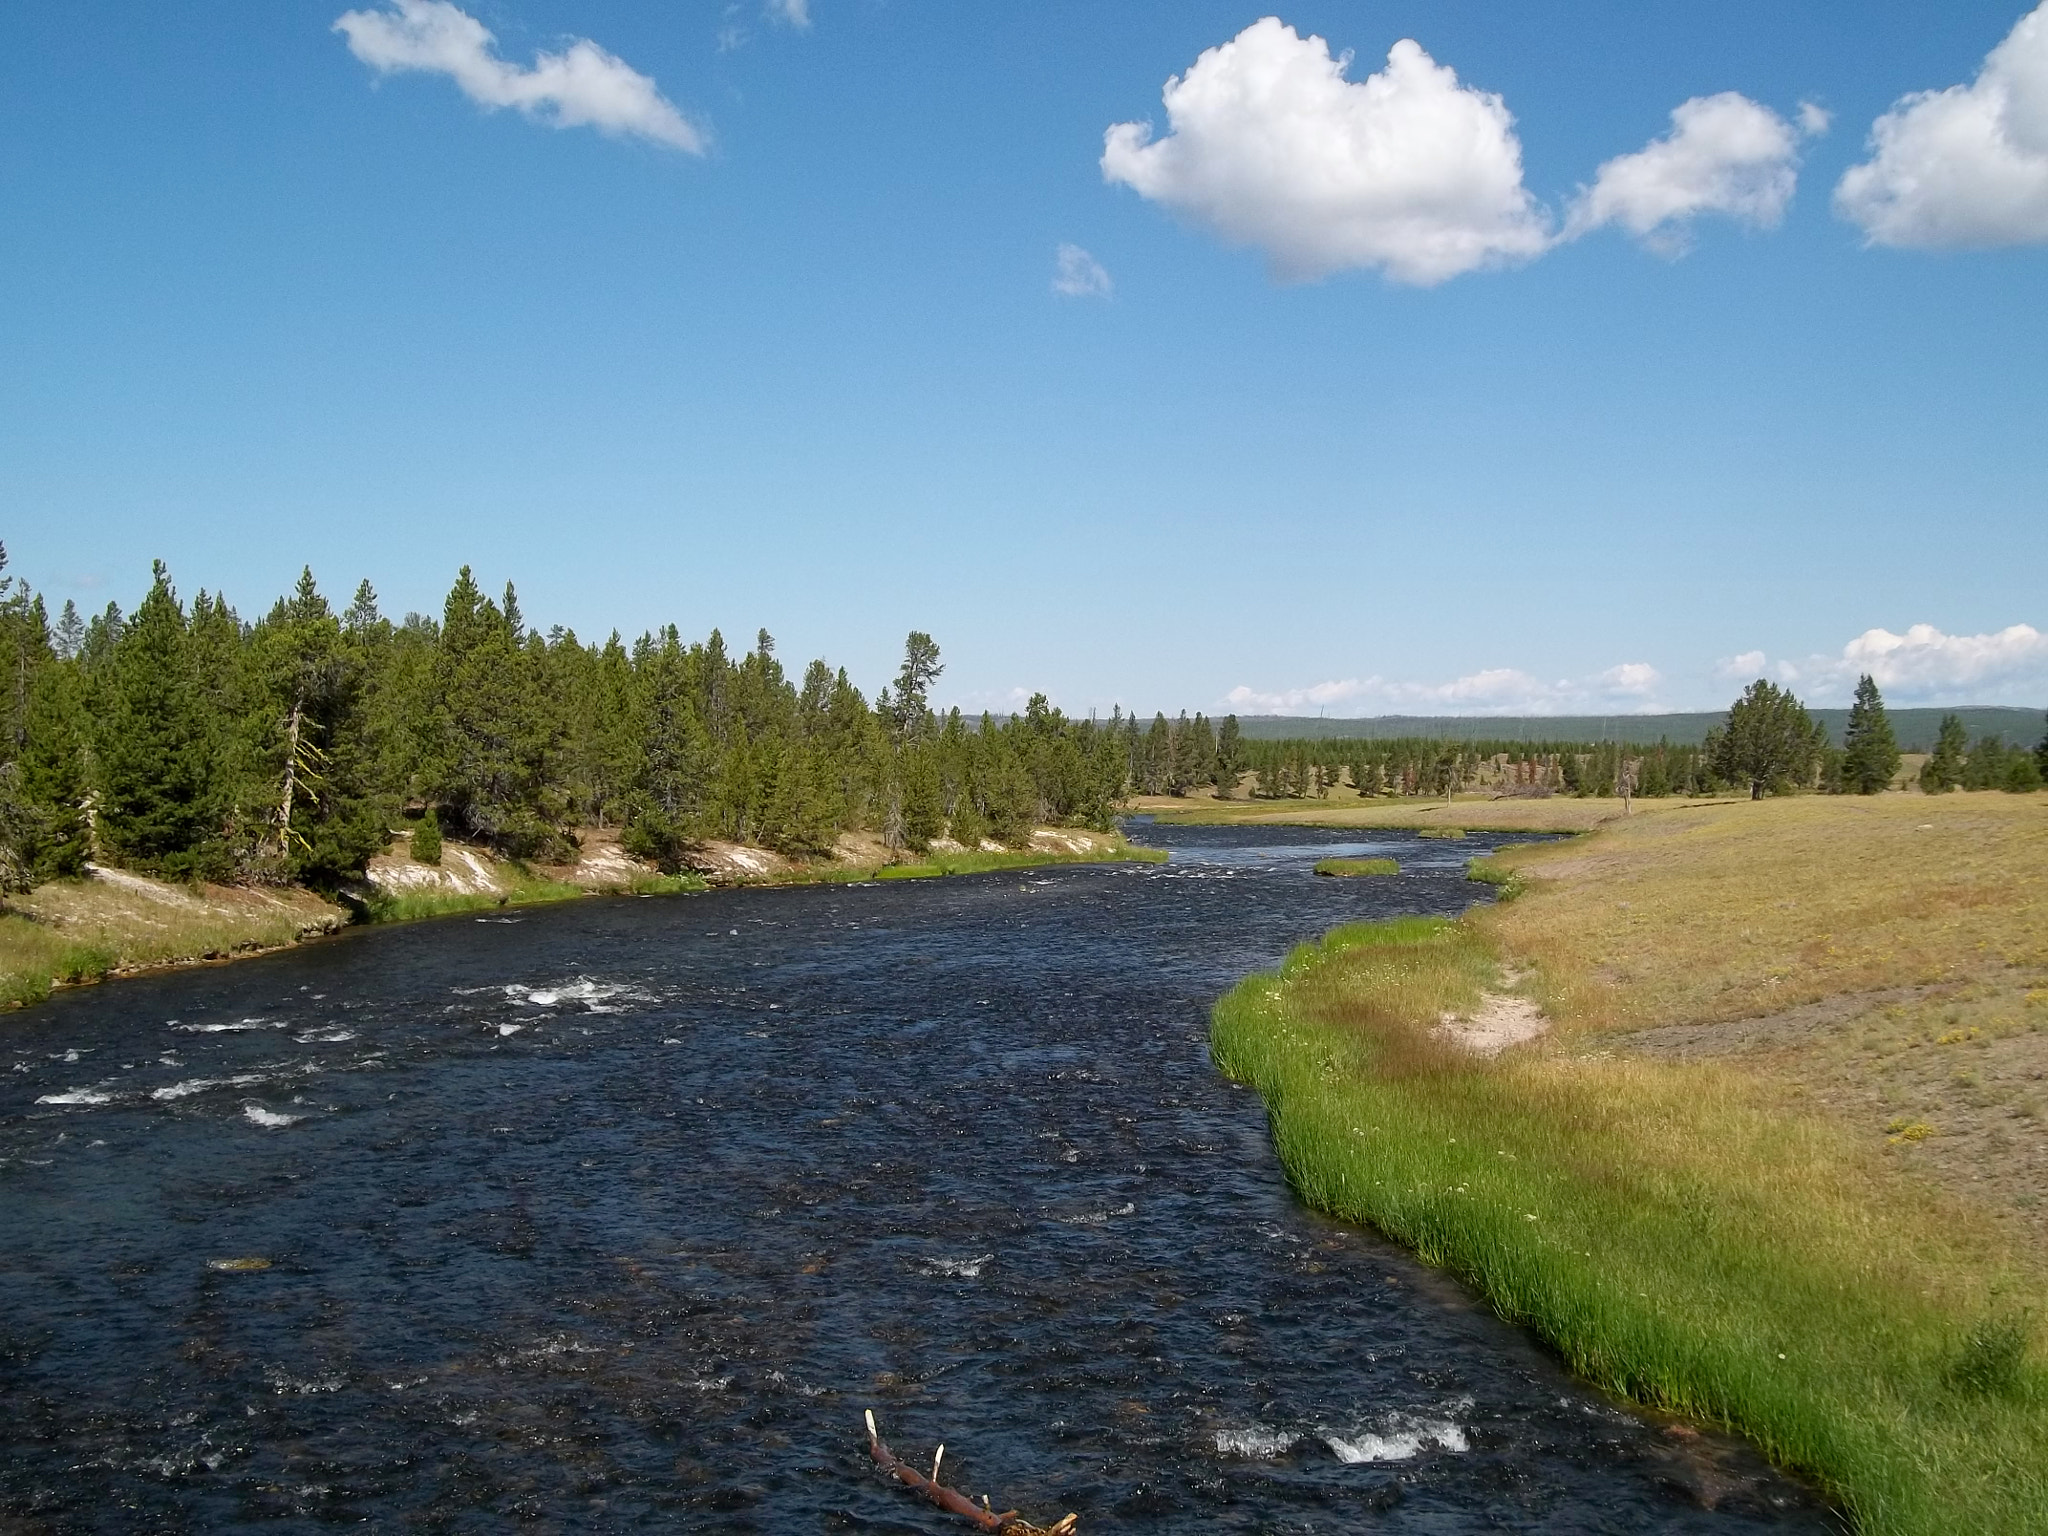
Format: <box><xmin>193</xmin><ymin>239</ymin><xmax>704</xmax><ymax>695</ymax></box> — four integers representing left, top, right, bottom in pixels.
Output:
<box><xmin>1213</xmin><ymin>792</ymin><xmax>2047</xmax><ymax>1535</ymax></box>
<box><xmin>0</xmin><ymin>828</ymin><xmax>1158</xmax><ymax>1011</ymax></box>
<box><xmin>1312</xmin><ymin>856</ymin><xmax>1399</xmax><ymax>878</ymax></box>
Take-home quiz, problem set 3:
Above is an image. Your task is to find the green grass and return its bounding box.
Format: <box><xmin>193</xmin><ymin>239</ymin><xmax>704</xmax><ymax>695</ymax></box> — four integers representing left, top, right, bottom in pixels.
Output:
<box><xmin>1464</xmin><ymin>856</ymin><xmax>1527</xmax><ymax>900</ymax></box>
<box><xmin>759</xmin><ymin>842</ymin><xmax>1168</xmax><ymax>885</ymax></box>
<box><xmin>362</xmin><ymin>873</ymin><xmax>592</xmax><ymax>924</ymax></box>
<box><xmin>1313</xmin><ymin>857</ymin><xmax>1399</xmax><ymax>877</ymax></box>
<box><xmin>1212</xmin><ymin>917</ymin><xmax>2046</xmax><ymax>1536</ymax></box>
<box><xmin>1415</xmin><ymin>826</ymin><xmax>1468</xmax><ymax>840</ymax></box>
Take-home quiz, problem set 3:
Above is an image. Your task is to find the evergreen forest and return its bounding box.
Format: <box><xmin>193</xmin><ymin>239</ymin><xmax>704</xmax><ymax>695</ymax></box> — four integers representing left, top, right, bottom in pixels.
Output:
<box><xmin>1</xmin><ymin>551</ymin><xmax>2042</xmax><ymax>899</ymax></box>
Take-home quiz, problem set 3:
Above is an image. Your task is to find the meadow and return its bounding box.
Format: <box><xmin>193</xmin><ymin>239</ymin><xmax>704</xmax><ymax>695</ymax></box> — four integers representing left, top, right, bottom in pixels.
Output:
<box><xmin>1214</xmin><ymin>792</ymin><xmax>2048</xmax><ymax>1535</ymax></box>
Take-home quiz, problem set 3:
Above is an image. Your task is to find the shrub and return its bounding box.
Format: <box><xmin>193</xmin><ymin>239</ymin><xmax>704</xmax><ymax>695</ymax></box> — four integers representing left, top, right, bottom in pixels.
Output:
<box><xmin>411</xmin><ymin>808</ymin><xmax>442</xmax><ymax>865</ymax></box>
<box><xmin>54</xmin><ymin>943</ymin><xmax>115</xmax><ymax>984</ymax></box>
<box><xmin>1465</xmin><ymin>857</ymin><xmax>1526</xmax><ymax>900</ymax></box>
<box><xmin>1314</xmin><ymin>857</ymin><xmax>1398</xmax><ymax>877</ymax></box>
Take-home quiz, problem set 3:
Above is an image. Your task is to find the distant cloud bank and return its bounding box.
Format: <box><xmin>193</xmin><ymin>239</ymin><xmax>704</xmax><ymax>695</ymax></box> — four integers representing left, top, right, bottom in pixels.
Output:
<box><xmin>1225</xmin><ymin>661</ymin><xmax>1666</xmax><ymax>717</ymax></box>
<box><xmin>1230</xmin><ymin>622</ymin><xmax>2048</xmax><ymax>718</ymax></box>
<box><xmin>1836</xmin><ymin>1</ymin><xmax>2048</xmax><ymax>247</ymax></box>
<box><xmin>335</xmin><ymin>0</ymin><xmax>706</xmax><ymax>152</ymax></box>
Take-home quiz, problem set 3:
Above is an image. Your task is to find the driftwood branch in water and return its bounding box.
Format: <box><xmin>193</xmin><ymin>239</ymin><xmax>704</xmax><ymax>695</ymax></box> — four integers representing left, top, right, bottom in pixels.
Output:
<box><xmin>863</xmin><ymin>1410</ymin><xmax>1079</xmax><ymax>1536</ymax></box>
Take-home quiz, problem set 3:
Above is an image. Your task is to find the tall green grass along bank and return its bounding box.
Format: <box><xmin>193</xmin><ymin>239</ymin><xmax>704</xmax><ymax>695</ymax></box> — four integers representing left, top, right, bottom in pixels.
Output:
<box><xmin>1313</xmin><ymin>857</ymin><xmax>1399</xmax><ymax>877</ymax></box>
<box><xmin>1464</xmin><ymin>856</ymin><xmax>1526</xmax><ymax>900</ymax></box>
<box><xmin>359</xmin><ymin>868</ymin><xmax>704</xmax><ymax>924</ymax></box>
<box><xmin>1211</xmin><ymin>917</ymin><xmax>2045</xmax><ymax>1536</ymax></box>
<box><xmin>807</xmin><ymin>843</ymin><xmax>1168</xmax><ymax>886</ymax></box>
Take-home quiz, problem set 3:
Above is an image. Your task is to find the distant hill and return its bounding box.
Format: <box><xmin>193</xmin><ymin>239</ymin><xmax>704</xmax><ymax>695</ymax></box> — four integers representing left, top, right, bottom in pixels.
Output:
<box><xmin>1228</xmin><ymin>708</ymin><xmax>2045</xmax><ymax>752</ymax></box>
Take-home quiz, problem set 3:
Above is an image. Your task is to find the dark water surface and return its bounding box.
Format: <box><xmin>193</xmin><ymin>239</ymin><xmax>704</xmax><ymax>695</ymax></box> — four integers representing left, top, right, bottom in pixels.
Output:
<box><xmin>2</xmin><ymin>823</ymin><xmax>1834</xmax><ymax>1533</ymax></box>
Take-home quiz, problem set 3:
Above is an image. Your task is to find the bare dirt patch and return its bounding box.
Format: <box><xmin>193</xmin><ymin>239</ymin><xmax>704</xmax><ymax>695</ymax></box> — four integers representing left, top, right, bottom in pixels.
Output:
<box><xmin>1620</xmin><ymin>976</ymin><xmax>2048</xmax><ymax>1243</ymax></box>
<box><xmin>1437</xmin><ymin>991</ymin><xmax>1548</xmax><ymax>1056</ymax></box>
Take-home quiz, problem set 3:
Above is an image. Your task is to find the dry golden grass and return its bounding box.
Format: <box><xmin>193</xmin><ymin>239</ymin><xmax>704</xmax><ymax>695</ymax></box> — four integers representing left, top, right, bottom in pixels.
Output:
<box><xmin>1130</xmin><ymin>790</ymin><xmax>1723</xmax><ymax>835</ymax></box>
<box><xmin>1470</xmin><ymin>792</ymin><xmax>2048</xmax><ymax>1248</ymax></box>
<box><xmin>1481</xmin><ymin>793</ymin><xmax>2048</xmax><ymax>1033</ymax></box>
<box><xmin>1</xmin><ymin>872</ymin><xmax>345</xmax><ymax>1007</ymax></box>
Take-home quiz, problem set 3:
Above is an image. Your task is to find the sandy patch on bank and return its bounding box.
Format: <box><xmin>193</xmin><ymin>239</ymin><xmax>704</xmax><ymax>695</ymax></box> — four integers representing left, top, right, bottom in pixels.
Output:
<box><xmin>1437</xmin><ymin>987</ymin><xmax>1548</xmax><ymax>1057</ymax></box>
<box><xmin>1029</xmin><ymin>828</ymin><xmax>1114</xmax><ymax>856</ymax></box>
<box><xmin>366</xmin><ymin>844</ymin><xmax>503</xmax><ymax>896</ymax></box>
<box><xmin>688</xmin><ymin>841</ymin><xmax>791</xmax><ymax>880</ymax></box>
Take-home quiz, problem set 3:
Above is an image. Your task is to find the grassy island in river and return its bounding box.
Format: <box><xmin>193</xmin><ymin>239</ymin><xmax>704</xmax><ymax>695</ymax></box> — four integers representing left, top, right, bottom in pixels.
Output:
<box><xmin>1215</xmin><ymin>793</ymin><xmax>2047</xmax><ymax>1536</ymax></box>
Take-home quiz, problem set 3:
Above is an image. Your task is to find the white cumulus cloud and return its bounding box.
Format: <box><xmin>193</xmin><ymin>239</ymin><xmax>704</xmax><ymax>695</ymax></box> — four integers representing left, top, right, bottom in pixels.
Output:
<box><xmin>1836</xmin><ymin>2</ymin><xmax>2048</xmax><ymax>246</ymax></box>
<box><xmin>1224</xmin><ymin>662</ymin><xmax>1666</xmax><ymax>716</ymax></box>
<box><xmin>1836</xmin><ymin>622</ymin><xmax>2048</xmax><ymax>699</ymax></box>
<box><xmin>1719</xmin><ymin>623</ymin><xmax>2048</xmax><ymax>704</ymax></box>
<box><xmin>1100</xmin><ymin>18</ymin><xmax>1550</xmax><ymax>284</ymax></box>
<box><xmin>1053</xmin><ymin>243</ymin><xmax>1113</xmax><ymax>297</ymax></box>
<box><xmin>764</xmin><ymin>0</ymin><xmax>810</xmax><ymax>30</ymax></box>
<box><xmin>1565</xmin><ymin>92</ymin><xmax>1816</xmax><ymax>251</ymax></box>
<box><xmin>335</xmin><ymin>0</ymin><xmax>706</xmax><ymax>153</ymax></box>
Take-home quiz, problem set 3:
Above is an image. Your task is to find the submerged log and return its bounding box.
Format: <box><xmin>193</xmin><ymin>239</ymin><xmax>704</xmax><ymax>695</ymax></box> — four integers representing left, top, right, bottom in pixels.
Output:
<box><xmin>864</xmin><ymin>1410</ymin><xmax>1078</xmax><ymax>1536</ymax></box>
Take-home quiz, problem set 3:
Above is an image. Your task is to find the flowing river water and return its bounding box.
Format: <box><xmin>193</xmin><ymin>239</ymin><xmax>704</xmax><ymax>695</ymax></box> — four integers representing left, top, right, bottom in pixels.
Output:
<box><xmin>1</xmin><ymin>822</ymin><xmax>1836</xmax><ymax>1533</ymax></box>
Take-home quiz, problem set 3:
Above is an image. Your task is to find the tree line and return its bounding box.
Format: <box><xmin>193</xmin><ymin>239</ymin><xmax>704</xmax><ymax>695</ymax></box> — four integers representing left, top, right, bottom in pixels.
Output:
<box><xmin>2</xmin><ymin>550</ymin><xmax>2041</xmax><ymax>896</ymax></box>
<box><xmin>1704</xmin><ymin>675</ymin><xmax>2047</xmax><ymax>798</ymax></box>
<box><xmin>0</xmin><ymin>554</ymin><xmax>1141</xmax><ymax>893</ymax></box>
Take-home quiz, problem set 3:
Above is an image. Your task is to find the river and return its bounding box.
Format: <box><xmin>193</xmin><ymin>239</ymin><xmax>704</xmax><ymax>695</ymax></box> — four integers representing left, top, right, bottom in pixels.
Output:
<box><xmin>1</xmin><ymin>821</ymin><xmax>1832</xmax><ymax>1532</ymax></box>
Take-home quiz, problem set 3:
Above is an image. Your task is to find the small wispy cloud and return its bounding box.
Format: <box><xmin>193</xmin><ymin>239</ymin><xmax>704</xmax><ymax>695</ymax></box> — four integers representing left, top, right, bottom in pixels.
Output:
<box><xmin>764</xmin><ymin>0</ymin><xmax>810</xmax><ymax>29</ymax></box>
<box><xmin>1053</xmin><ymin>243</ymin><xmax>1112</xmax><ymax>298</ymax></box>
<box><xmin>1224</xmin><ymin>662</ymin><xmax>1666</xmax><ymax>717</ymax></box>
<box><xmin>335</xmin><ymin>0</ymin><xmax>706</xmax><ymax>152</ymax></box>
<box><xmin>1564</xmin><ymin>92</ymin><xmax>1821</xmax><ymax>253</ymax></box>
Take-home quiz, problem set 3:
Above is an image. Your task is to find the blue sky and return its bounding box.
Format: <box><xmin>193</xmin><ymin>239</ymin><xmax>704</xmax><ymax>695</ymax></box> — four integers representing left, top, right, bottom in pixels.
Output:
<box><xmin>4</xmin><ymin>1</ymin><xmax>2045</xmax><ymax>716</ymax></box>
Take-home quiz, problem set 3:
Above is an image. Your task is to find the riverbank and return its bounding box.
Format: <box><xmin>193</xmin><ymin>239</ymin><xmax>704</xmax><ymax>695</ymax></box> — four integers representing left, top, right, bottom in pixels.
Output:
<box><xmin>1130</xmin><ymin>789</ymin><xmax>1736</xmax><ymax>834</ymax></box>
<box><xmin>0</xmin><ymin>826</ymin><xmax>1156</xmax><ymax>1010</ymax></box>
<box><xmin>1214</xmin><ymin>792</ymin><xmax>2046</xmax><ymax>1535</ymax></box>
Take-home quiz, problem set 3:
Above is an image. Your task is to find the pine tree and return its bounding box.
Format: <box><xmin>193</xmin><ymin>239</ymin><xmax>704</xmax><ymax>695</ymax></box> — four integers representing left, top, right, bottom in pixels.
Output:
<box><xmin>52</xmin><ymin>599</ymin><xmax>85</xmax><ymax>662</ymax></box>
<box><xmin>250</xmin><ymin>569</ymin><xmax>386</xmax><ymax>889</ymax></box>
<box><xmin>1711</xmin><ymin>680</ymin><xmax>1822</xmax><ymax>799</ymax></box>
<box><xmin>97</xmin><ymin>563</ymin><xmax>224</xmax><ymax>878</ymax></box>
<box><xmin>1920</xmin><ymin>714</ymin><xmax>1966</xmax><ymax>793</ymax></box>
<box><xmin>1840</xmin><ymin>674</ymin><xmax>1901</xmax><ymax>794</ymax></box>
<box><xmin>432</xmin><ymin>570</ymin><xmax>559</xmax><ymax>854</ymax></box>
<box><xmin>758</xmin><ymin>740</ymin><xmax>837</xmax><ymax>858</ymax></box>
<box><xmin>898</xmin><ymin>745</ymin><xmax>944</xmax><ymax>851</ymax></box>
<box><xmin>15</xmin><ymin>662</ymin><xmax>91</xmax><ymax>879</ymax></box>
<box><xmin>890</xmin><ymin>631</ymin><xmax>942</xmax><ymax>743</ymax></box>
<box><xmin>411</xmin><ymin>806</ymin><xmax>442</xmax><ymax>864</ymax></box>
<box><xmin>948</xmin><ymin>776</ymin><xmax>990</xmax><ymax>847</ymax></box>
<box><xmin>1212</xmin><ymin>714</ymin><xmax>1244</xmax><ymax>797</ymax></box>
